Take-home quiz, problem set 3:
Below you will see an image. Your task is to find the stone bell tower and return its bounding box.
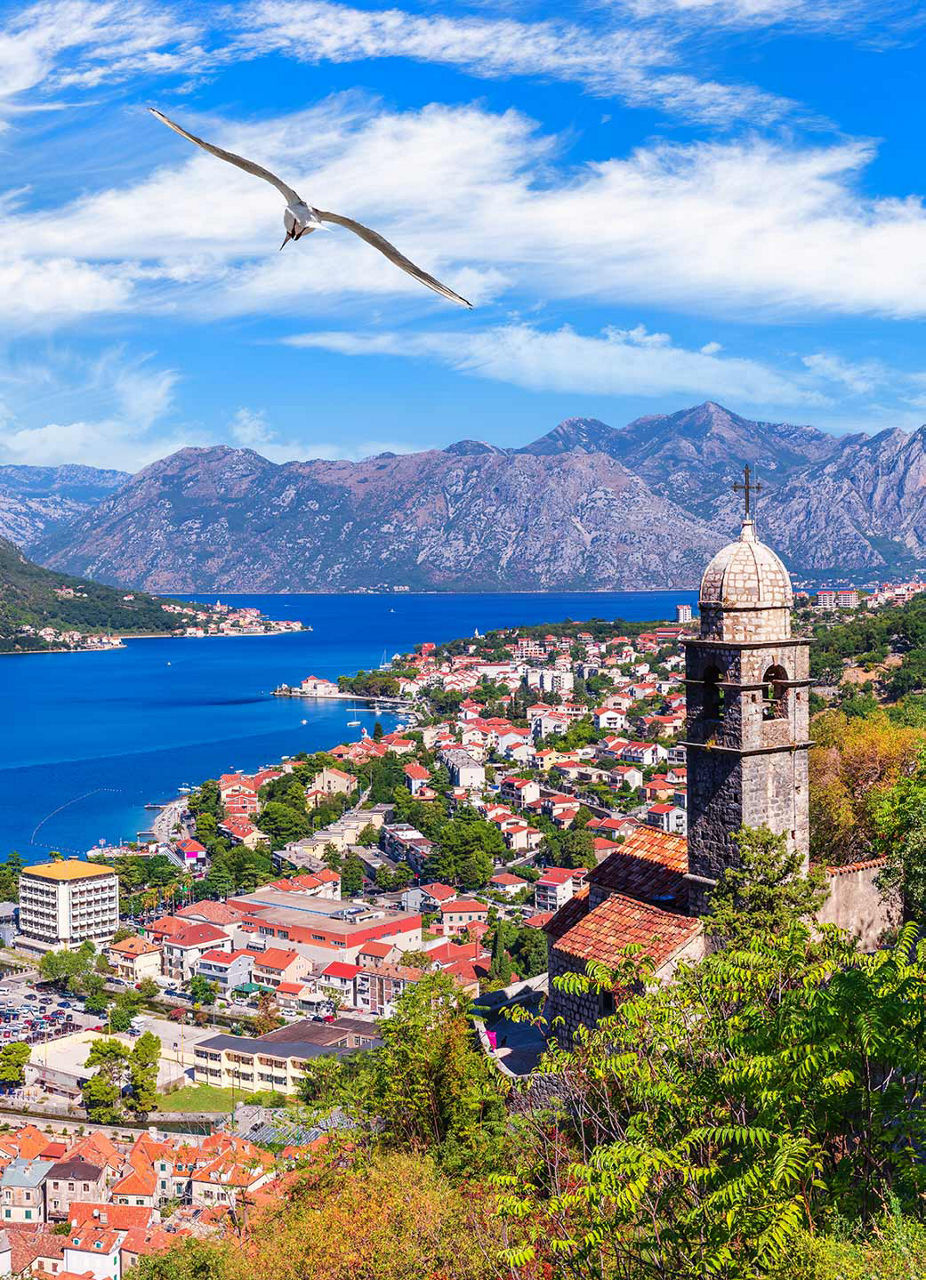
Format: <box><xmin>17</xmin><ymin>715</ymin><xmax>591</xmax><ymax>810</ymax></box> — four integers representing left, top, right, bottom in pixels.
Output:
<box><xmin>683</xmin><ymin>466</ymin><xmax>811</xmax><ymax>914</ymax></box>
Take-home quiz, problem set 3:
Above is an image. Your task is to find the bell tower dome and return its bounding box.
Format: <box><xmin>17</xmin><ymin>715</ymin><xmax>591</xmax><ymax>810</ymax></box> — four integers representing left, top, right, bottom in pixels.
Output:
<box><xmin>683</xmin><ymin>467</ymin><xmax>811</xmax><ymax>912</ymax></box>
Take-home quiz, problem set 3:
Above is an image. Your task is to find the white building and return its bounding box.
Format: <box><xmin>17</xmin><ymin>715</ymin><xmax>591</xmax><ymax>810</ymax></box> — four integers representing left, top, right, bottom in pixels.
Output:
<box><xmin>440</xmin><ymin>748</ymin><xmax>486</xmax><ymax>791</ymax></box>
<box><xmin>18</xmin><ymin>861</ymin><xmax>119</xmax><ymax>950</ymax></box>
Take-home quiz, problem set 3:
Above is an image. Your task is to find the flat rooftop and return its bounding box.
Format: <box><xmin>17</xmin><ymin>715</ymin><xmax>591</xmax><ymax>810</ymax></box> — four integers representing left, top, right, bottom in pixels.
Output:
<box><xmin>232</xmin><ymin>889</ymin><xmax>417</xmax><ymax>932</ymax></box>
<box><xmin>22</xmin><ymin>860</ymin><xmax>115</xmax><ymax>883</ymax></box>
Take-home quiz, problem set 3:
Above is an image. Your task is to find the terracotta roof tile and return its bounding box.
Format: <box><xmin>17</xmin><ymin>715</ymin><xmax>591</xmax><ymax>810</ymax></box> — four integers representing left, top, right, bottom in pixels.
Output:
<box><xmin>553</xmin><ymin>892</ymin><xmax>700</xmax><ymax>972</ymax></box>
<box><xmin>543</xmin><ymin>887</ymin><xmax>590</xmax><ymax>942</ymax></box>
<box><xmin>826</xmin><ymin>857</ymin><xmax>888</xmax><ymax>876</ymax></box>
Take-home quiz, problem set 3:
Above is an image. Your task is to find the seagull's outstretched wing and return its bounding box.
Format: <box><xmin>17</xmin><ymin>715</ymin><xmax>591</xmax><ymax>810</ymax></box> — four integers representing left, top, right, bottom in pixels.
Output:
<box><xmin>149</xmin><ymin>108</ymin><xmax>301</xmax><ymax>204</ymax></box>
<box><xmin>317</xmin><ymin>209</ymin><xmax>473</xmax><ymax>308</ymax></box>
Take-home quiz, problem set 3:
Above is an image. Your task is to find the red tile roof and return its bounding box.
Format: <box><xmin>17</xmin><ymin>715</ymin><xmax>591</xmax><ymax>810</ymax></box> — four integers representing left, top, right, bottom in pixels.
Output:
<box><xmin>321</xmin><ymin>961</ymin><xmax>362</xmax><ymax>980</ymax></box>
<box><xmin>553</xmin><ymin>892</ymin><xmax>700</xmax><ymax>971</ymax></box>
<box><xmin>440</xmin><ymin>898</ymin><xmax>489</xmax><ymax>914</ymax></box>
<box><xmin>252</xmin><ymin>947</ymin><xmax>300</xmax><ymax>971</ymax></box>
<box><xmin>167</xmin><ymin>923</ymin><xmax>229</xmax><ymax>948</ymax></box>
<box><xmin>826</xmin><ymin>856</ymin><xmax>888</xmax><ymax>876</ymax></box>
<box><xmin>537</xmin><ymin>867</ymin><xmax>580</xmax><ymax>886</ymax></box>
<box><xmin>69</xmin><ymin>1204</ymin><xmax>152</xmax><ymax>1231</ymax></box>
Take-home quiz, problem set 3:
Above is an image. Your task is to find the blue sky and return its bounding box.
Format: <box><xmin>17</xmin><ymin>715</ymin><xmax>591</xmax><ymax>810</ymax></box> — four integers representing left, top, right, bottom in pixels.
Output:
<box><xmin>1</xmin><ymin>0</ymin><xmax>926</xmax><ymax>470</ymax></box>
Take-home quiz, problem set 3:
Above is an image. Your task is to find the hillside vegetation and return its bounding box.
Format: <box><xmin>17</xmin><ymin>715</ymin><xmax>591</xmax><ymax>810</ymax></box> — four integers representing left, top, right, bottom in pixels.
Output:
<box><xmin>0</xmin><ymin>536</ymin><xmax>187</xmax><ymax>651</ymax></box>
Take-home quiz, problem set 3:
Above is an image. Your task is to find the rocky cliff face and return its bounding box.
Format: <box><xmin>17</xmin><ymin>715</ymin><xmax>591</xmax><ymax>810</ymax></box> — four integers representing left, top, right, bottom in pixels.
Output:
<box><xmin>0</xmin><ymin>464</ymin><xmax>129</xmax><ymax>551</ymax></box>
<box><xmin>27</xmin><ymin>402</ymin><xmax>926</xmax><ymax>591</ymax></box>
<box><xmin>35</xmin><ymin>446</ymin><xmax>723</xmax><ymax>592</ymax></box>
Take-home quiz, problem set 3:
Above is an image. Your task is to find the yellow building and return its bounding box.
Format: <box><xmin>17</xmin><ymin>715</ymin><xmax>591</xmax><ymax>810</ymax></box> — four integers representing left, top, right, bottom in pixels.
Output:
<box><xmin>18</xmin><ymin>860</ymin><xmax>120</xmax><ymax>950</ymax></box>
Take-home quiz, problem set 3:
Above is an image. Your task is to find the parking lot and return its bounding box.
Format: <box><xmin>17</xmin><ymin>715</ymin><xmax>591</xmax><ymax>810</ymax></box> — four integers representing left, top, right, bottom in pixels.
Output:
<box><xmin>0</xmin><ymin>979</ymin><xmax>100</xmax><ymax>1048</ymax></box>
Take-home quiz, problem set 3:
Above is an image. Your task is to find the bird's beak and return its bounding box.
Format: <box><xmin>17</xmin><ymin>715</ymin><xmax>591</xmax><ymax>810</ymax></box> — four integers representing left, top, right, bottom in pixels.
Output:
<box><xmin>279</xmin><ymin>234</ymin><xmax>291</xmax><ymax>251</ymax></box>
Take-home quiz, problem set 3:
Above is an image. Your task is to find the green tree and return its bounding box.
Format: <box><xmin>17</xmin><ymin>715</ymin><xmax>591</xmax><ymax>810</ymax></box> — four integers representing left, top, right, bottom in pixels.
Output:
<box><xmin>357</xmin><ymin>823</ymin><xmax>379</xmax><ymax>847</ymax></box>
<box><xmin>0</xmin><ymin>1041</ymin><xmax>30</xmax><ymax>1085</ymax></box>
<box><xmin>82</xmin><ymin>1037</ymin><xmax>130</xmax><ymax>1123</ymax></box>
<box><xmin>372</xmin><ymin>720</ymin><xmax>384</xmax><ymax>741</ymax></box>
<box><xmin>704</xmin><ymin>824</ymin><xmax>828</xmax><ymax>945</ymax></box>
<box><xmin>486</xmin><ymin>929</ymin><xmax>513</xmax><ymax>987</ymax></box>
<box><xmin>81</xmin><ymin>971</ymin><xmax>110</xmax><ymax>1016</ymax></box>
<box><xmin>188</xmin><ymin>973</ymin><xmax>218</xmax><ymax>1006</ymax></box>
<box><xmin>111</xmin><ymin>924</ymin><xmax>137</xmax><ymax>944</ymax></box>
<box><xmin>302</xmin><ymin>972</ymin><xmax>507</xmax><ymax>1175</ymax></box>
<box><xmin>137</xmin><ymin>977</ymin><xmax>160</xmax><ymax>1000</ymax></box>
<box><xmin>341</xmin><ymin>855</ymin><xmax>364</xmax><ymax>897</ymax></box>
<box><xmin>128</xmin><ymin>1031</ymin><xmax>161</xmax><ymax>1117</ymax></box>
<box><xmin>204</xmin><ymin>861</ymin><xmax>234</xmax><ymax>899</ymax></box>
<box><xmin>108</xmin><ymin>991</ymin><xmax>142</xmax><ymax>1033</ymax></box>
<box><xmin>257</xmin><ymin>800</ymin><xmax>310</xmax><ymax>850</ymax></box>
<box><xmin>870</xmin><ymin>746</ymin><xmax>926</xmax><ymax>923</ymax></box>
<box><xmin>252</xmin><ymin>991</ymin><xmax>282</xmax><ymax>1036</ymax></box>
<box><xmin>510</xmin><ymin>923</ymin><xmax>926</xmax><ymax>1278</ymax></box>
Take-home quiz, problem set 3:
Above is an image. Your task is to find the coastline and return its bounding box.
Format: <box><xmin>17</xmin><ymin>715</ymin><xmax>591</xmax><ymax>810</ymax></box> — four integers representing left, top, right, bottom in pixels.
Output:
<box><xmin>0</xmin><ymin>627</ymin><xmax>302</xmax><ymax>658</ymax></box>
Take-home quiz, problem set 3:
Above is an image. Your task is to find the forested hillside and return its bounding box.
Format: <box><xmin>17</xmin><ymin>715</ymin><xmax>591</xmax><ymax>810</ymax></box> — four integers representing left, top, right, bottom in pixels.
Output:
<box><xmin>0</xmin><ymin>536</ymin><xmax>189</xmax><ymax>651</ymax></box>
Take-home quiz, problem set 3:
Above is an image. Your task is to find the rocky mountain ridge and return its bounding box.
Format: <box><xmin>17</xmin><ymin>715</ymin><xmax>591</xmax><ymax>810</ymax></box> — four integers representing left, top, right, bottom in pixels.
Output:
<box><xmin>0</xmin><ymin>463</ymin><xmax>129</xmax><ymax>551</ymax></box>
<box><xmin>20</xmin><ymin>402</ymin><xmax>926</xmax><ymax>591</ymax></box>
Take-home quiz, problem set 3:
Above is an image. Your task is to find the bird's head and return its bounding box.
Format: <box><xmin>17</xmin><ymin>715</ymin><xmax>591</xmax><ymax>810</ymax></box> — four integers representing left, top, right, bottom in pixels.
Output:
<box><xmin>282</xmin><ymin>203</ymin><xmax>325</xmax><ymax>248</ymax></box>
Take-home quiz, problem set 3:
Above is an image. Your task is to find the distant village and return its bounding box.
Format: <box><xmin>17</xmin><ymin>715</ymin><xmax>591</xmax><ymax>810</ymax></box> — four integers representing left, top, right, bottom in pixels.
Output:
<box><xmin>16</xmin><ymin>599</ymin><xmax>302</xmax><ymax>654</ymax></box>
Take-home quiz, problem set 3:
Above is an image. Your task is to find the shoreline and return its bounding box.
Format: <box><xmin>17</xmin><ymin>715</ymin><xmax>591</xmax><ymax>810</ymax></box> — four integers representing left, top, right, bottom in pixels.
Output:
<box><xmin>0</xmin><ymin>627</ymin><xmax>302</xmax><ymax>658</ymax></box>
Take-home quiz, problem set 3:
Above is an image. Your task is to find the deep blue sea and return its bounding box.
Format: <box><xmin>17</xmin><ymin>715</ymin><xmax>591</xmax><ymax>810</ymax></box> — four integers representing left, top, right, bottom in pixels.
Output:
<box><xmin>1</xmin><ymin>591</ymin><xmax>697</xmax><ymax>861</ymax></box>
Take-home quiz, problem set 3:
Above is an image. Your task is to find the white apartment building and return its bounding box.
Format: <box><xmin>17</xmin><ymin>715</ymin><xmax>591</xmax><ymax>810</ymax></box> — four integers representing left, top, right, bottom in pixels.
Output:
<box><xmin>18</xmin><ymin>861</ymin><xmax>119</xmax><ymax>950</ymax></box>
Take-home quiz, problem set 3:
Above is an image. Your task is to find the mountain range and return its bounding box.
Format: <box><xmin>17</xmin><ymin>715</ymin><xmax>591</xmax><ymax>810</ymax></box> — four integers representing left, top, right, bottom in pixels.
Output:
<box><xmin>11</xmin><ymin>402</ymin><xmax>926</xmax><ymax>592</ymax></box>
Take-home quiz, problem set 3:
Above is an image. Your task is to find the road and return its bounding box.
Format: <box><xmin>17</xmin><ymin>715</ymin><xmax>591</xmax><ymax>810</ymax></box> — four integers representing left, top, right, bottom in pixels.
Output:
<box><xmin>152</xmin><ymin>797</ymin><xmax>189</xmax><ymax>844</ymax></box>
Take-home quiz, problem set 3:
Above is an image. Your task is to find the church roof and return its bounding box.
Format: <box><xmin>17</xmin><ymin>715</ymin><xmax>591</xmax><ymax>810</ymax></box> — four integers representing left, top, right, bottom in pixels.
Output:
<box><xmin>699</xmin><ymin>518</ymin><xmax>792</xmax><ymax>613</ymax></box>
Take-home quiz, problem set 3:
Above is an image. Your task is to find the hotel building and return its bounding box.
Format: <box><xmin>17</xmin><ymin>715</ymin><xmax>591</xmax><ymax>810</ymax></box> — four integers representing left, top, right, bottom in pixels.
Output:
<box><xmin>18</xmin><ymin>860</ymin><xmax>120</xmax><ymax>950</ymax></box>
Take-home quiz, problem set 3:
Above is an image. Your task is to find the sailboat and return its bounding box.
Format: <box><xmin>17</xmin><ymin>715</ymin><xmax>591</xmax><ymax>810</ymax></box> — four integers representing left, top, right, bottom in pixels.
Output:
<box><xmin>346</xmin><ymin>702</ymin><xmax>361</xmax><ymax>727</ymax></box>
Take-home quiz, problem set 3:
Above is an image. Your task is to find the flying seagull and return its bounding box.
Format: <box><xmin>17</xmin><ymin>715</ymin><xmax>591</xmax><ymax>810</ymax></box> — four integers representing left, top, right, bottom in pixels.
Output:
<box><xmin>149</xmin><ymin>107</ymin><xmax>472</xmax><ymax>308</ymax></box>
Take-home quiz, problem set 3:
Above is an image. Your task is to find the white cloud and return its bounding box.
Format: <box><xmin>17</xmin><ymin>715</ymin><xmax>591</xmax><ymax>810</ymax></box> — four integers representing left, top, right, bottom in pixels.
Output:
<box><xmin>285</xmin><ymin>322</ymin><xmax>830</xmax><ymax>408</ymax></box>
<box><xmin>4</xmin><ymin>77</ymin><xmax>926</xmax><ymax>359</ymax></box>
<box><xmin>0</xmin><ymin>348</ymin><xmax>192</xmax><ymax>469</ymax></box>
<box><xmin>0</xmin><ymin>1</ymin><xmax>209</xmax><ymax>126</ymax></box>
<box><xmin>802</xmin><ymin>352</ymin><xmax>881</xmax><ymax>396</ymax></box>
<box><xmin>228</xmin><ymin>407</ymin><xmax>415</xmax><ymax>462</ymax></box>
<box><xmin>234</xmin><ymin>0</ymin><xmax>794</xmax><ymax>127</ymax></box>
<box><xmin>620</xmin><ymin>0</ymin><xmax>917</xmax><ymax>34</ymax></box>
<box><xmin>7</xmin><ymin>99</ymin><xmax>926</xmax><ymax>328</ymax></box>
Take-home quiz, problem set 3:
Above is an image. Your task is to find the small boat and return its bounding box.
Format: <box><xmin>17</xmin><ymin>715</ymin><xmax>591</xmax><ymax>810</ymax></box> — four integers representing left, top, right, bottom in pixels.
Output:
<box><xmin>306</xmin><ymin>624</ymin><xmax>314</xmax><ymax>631</ymax></box>
<box><xmin>347</xmin><ymin>702</ymin><xmax>361</xmax><ymax>727</ymax></box>
<box><xmin>301</xmin><ymin>718</ymin><xmax>308</xmax><ymax>725</ymax></box>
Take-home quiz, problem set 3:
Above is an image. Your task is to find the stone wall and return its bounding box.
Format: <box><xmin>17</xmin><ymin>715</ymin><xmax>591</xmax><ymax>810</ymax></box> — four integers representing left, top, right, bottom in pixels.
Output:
<box><xmin>544</xmin><ymin>947</ymin><xmax>604</xmax><ymax>1046</ymax></box>
<box><xmin>818</xmin><ymin>863</ymin><xmax>901</xmax><ymax>951</ymax></box>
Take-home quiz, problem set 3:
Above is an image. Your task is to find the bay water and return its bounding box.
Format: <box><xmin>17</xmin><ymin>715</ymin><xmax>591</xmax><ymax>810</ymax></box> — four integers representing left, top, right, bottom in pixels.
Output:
<box><xmin>1</xmin><ymin>590</ymin><xmax>697</xmax><ymax>859</ymax></box>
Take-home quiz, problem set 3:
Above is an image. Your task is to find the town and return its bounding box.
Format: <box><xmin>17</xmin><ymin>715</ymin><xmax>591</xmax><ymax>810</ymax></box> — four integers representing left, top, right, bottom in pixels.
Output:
<box><xmin>0</xmin><ymin>514</ymin><xmax>919</xmax><ymax>1276</ymax></box>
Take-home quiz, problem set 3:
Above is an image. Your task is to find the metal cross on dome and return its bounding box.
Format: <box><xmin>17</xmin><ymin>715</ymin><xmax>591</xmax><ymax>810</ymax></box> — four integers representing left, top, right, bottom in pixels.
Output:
<box><xmin>733</xmin><ymin>463</ymin><xmax>762</xmax><ymax>519</ymax></box>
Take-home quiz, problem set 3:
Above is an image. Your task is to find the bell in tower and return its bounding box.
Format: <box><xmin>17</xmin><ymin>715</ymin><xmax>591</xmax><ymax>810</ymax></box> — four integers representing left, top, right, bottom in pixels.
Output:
<box><xmin>683</xmin><ymin>466</ymin><xmax>811</xmax><ymax>914</ymax></box>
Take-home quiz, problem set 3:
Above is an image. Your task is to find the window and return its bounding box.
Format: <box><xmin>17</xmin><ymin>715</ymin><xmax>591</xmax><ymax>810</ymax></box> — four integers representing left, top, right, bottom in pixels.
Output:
<box><xmin>24</xmin><ymin>1210</ymin><xmax>31</xmax><ymax>1220</ymax></box>
<box><xmin>762</xmin><ymin>665</ymin><xmax>788</xmax><ymax>721</ymax></box>
<box><xmin>702</xmin><ymin>665</ymin><xmax>725</xmax><ymax>721</ymax></box>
